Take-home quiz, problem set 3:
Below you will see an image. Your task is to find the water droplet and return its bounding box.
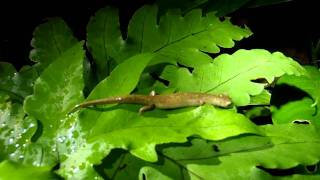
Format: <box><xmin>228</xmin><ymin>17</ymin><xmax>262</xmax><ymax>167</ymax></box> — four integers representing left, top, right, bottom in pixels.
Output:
<box><xmin>9</xmin><ymin>152</ymin><xmax>16</xmax><ymax>158</ymax></box>
<box><xmin>8</xmin><ymin>138</ymin><xmax>14</xmax><ymax>144</ymax></box>
<box><xmin>0</xmin><ymin>123</ymin><xmax>6</xmax><ymax>127</ymax></box>
<box><xmin>72</xmin><ymin>167</ymin><xmax>80</xmax><ymax>173</ymax></box>
<box><xmin>19</xmin><ymin>155</ymin><xmax>24</xmax><ymax>159</ymax></box>
<box><xmin>33</xmin><ymin>161</ymin><xmax>41</xmax><ymax>166</ymax></box>
<box><xmin>52</xmin><ymin>148</ymin><xmax>56</xmax><ymax>152</ymax></box>
<box><xmin>49</xmin><ymin>124</ymin><xmax>53</xmax><ymax>128</ymax></box>
<box><xmin>57</xmin><ymin>136</ymin><xmax>66</xmax><ymax>143</ymax></box>
<box><xmin>22</xmin><ymin>144</ymin><xmax>27</xmax><ymax>148</ymax></box>
<box><xmin>29</xmin><ymin>123</ymin><xmax>35</xmax><ymax>128</ymax></box>
<box><xmin>15</xmin><ymin>144</ymin><xmax>20</xmax><ymax>148</ymax></box>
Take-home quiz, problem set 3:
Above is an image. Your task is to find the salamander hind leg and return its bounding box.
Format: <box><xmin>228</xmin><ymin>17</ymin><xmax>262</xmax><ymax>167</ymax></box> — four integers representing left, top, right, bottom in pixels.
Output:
<box><xmin>139</xmin><ymin>104</ymin><xmax>155</xmax><ymax>114</ymax></box>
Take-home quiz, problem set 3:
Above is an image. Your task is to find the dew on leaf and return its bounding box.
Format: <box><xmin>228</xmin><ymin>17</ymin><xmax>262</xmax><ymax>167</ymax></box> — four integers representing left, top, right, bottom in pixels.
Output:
<box><xmin>8</xmin><ymin>138</ymin><xmax>14</xmax><ymax>144</ymax></box>
<box><xmin>29</xmin><ymin>123</ymin><xmax>35</xmax><ymax>128</ymax></box>
<box><xmin>57</xmin><ymin>136</ymin><xmax>66</xmax><ymax>143</ymax></box>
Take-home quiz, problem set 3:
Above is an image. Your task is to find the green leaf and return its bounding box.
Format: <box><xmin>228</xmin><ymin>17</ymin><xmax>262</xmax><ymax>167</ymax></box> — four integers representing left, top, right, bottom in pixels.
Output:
<box><xmin>24</xmin><ymin>42</ymin><xmax>85</xmax><ymax>130</ymax></box>
<box><xmin>160</xmin><ymin>49</ymin><xmax>306</xmax><ymax>106</ymax></box>
<box><xmin>0</xmin><ymin>100</ymin><xmax>37</xmax><ymax>162</ymax></box>
<box><xmin>0</xmin><ymin>62</ymin><xmax>38</xmax><ymax>101</ymax></box>
<box><xmin>57</xmin><ymin>53</ymin><xmax>155</xmax><ymax>179</ymax></box>
<box><xmin>93</xmin><ymin>5</ymin><xmax>251</xmax><ymax>66</ymax></box>
<box><xmin>23</xmin><ymin>42</ymin><xmax>85</xmax><ymax>166</ymax></box>
<box><xmin>277</xmin><ymin>66</ymin><xmax>320</xmax><ymax>108</ymax></box>
<box><xmin>0</xmin><ymin>160</ymin><xmax>58</xmax><ymax>180</ymax></box>
<box><xmin>29</xmin><ymin>18</ymin><xmax>79</xmax><ymax>72</ymax></box>
<box><xmin>86</xmin><ymin>6</ymin><xmax>122</xmax><ymax>79</ymax></box>
<box><xmin>103</xmin><ymin>124</ymin><xmax>320</xmax><ymax>179</ymax></box>
<box><xmin>244</xmin><ymin>106</ymin><xmax>270</xmax><ymax>119</ymax></box>
<box><xmin>273</xmin><ymin>66</ymin><xmax>320</xmax><ymax>125</ymax></box>
<box><xmin>59</xmin><ymin>105</ymin><xmax>260</xmax><ymax>179</ymax></box>
<box><xmin>249</xmin><ymin>89</ymin><xmax>271</xmax><ymax>105</ymax></box>
<box><xmin>271</xmin><ymin>97</ymin><xmax>319</xmax><ymax>125</ymax></box>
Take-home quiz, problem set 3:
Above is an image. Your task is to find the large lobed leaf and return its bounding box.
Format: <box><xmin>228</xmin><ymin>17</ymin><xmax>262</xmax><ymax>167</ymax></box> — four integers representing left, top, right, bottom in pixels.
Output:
<box><xmin>22</xmin><ymin>41</ymin><xmax>85</xmax><ymax>166</ymax></box>
<box><xmin>87</xmin><ymin>5</ymin><xmax>252</xmax><ymax>69</ymax></box>
<box><xmin>56</xmin><ymin>53</ymin><xmax>155</xmax><ymax>179</ymax></box>
<box><xmin>58</xmin><ymin>106</ymin><xmax>261</xmax><ymax>179</ymax></box>
<box><xmin>103</xmin><ymin>124</ymin><xmax>320</xmax><ymax>179</ymax></box>
<box><xmin>160</xmin><ymin>49</ymin><xmax>306</xmax><ymax>106</ymax></box>
<box><xmin>272</xmin><ymin>66</ymin><xmax>320</xmax><ymax>125</ymax></box>
<box><xmin>57</xmin><ymin>52</ymin><xmax>262</xmax><ymax>179</ymax></box>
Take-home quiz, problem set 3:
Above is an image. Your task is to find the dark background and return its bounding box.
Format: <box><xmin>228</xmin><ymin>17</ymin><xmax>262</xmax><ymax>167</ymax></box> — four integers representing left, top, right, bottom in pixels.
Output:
<box><xmin>0</xmin><ymin>0</ymin><xmax>319</xmax><ymax>69</ymax></box>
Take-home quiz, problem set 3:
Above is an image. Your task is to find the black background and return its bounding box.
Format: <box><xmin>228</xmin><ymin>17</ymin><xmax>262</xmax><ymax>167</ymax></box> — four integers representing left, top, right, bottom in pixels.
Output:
<box><xmin>0</xmin><ymin>0</ymin><xmax>319</xmax><ymax>69</ymax></box>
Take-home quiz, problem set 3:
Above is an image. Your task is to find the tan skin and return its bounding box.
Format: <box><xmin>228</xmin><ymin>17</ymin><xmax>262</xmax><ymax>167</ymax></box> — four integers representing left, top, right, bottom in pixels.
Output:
<box><xmin>70</xmin><ymin>91</ymin><xmax>232</xmax><ymax>114</ymax></box>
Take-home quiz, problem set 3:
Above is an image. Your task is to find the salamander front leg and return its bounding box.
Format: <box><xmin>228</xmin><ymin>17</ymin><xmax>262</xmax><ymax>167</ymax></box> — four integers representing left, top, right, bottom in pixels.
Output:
<box><xmin>139</xmin><ymin>104</ymin><xmax>155</xmax><ymax>114</ymax></box>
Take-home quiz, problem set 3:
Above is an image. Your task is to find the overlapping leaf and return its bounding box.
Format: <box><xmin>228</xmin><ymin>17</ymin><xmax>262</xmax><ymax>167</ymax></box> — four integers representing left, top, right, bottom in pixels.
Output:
<box><xmin>0</xmin><ymin>160</ymin><xmax>58</xmax><ymax>180</ymax></box>
<box><xmin>57</xmin><ymin>52</ymin><xmax>262</xmax><ymax>179</ymax></box>
<box><xmin>59</xmin><ymin>106</ymin><xmax>261</xmax><ymax>179</ymax></box>
<box><xmin>103</xmin><ymin>124</ymin><xmax>320</xmax><ymax>179</ymax></box>
<box><xmin>160</xmin><ymin>49</ymin><xmax>306</xmax><ymax>106</ymax></box>
<box><xmin>272</xmin><ymin>66</ymin><xmax>320</xmax><ymax>124</ymax></box>
<box><xmin>272</xmin><ymin>97</ymin><xmax>320</xmax><ymax>125</ymax></box>
<box><xmin>86</xmin><ymin>6</ymin><xmax>122</xmax><ymax>79</ymax></box>
<box><xmin>29</xmin><ymin>18</ymin><xmax>79</xmax><ymax>72</ymax></box>
<box><xmin>22</xmin><ymin>41</ymin><xmax>85</xmax><ymax>166</ymax></box>
<box><xmin>87</xmin><ymin>5</ymin><xmax>252</xmax><ymax>68</ymax></box>
<box><xmin>0</xmin><ymin>94</ymin><xmax>37</xmax><ymax>163</ymax></box>
<box><xmin>57</xmin><ymin>53</ymin><xmax>155</xmax><ymax>179</ymax></box>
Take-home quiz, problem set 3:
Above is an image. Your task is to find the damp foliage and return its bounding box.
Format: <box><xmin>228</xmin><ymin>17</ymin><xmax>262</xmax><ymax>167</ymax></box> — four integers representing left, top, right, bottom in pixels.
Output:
<box><xmin>1</xmin><ymin>1</ymin><xmax>320</xmax><ymax>180</ymax></box>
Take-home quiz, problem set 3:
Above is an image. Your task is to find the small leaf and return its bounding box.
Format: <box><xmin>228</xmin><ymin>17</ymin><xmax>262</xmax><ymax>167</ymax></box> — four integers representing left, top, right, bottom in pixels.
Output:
<box><xmin>161</xmin><ymin>49</ymin><xmax>306</xmax><ymax>106</ymax></box>
<box><xmin>0</xmin><ymin>62</ymin><xmax>38</xmax><ymax>101</ymax></box>
<box><xmin>29</xmin><ymin>18</ymin><xmax>79</xmax><ymax>72</ymax></box>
